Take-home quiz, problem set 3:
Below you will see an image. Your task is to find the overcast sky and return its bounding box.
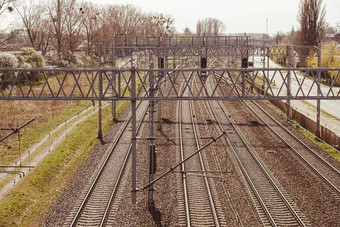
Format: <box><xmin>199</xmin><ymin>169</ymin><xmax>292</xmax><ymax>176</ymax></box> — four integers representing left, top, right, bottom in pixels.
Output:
<box><xmin>1</xmin><ymin>0</ymin><xmax>339</xmax><ymax>35</ymax></box>
<box><xmin>89</xmin><ymin>0</ymin><xmax>340</xmax><ymax>35</ymax></box>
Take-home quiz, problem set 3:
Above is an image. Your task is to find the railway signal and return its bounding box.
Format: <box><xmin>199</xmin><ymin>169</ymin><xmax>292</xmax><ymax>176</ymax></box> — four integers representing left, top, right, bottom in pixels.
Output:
<box><xmin>158</xmin><ymin>57</ymin><xmax>164</xmax><ymax>68</ymax></box>
<box><xmin>149</xmin><ymin>144</ymin><xmax>156</xmax><ymax>174</ymax></box>
<box><xmin>201</xmin><ymin>57</ymin><xmax>207</xmax><ymax>82</ymax></box>
<box><xmin>201</xmin><ymin>57</ymin><xmax>207</xmax><ymax>69</ymax></box>
<box><xmin>201</xmin><ymin>58</ymin><xmax>207</xmax><ymax>69</ymax></box>
<box><xmin>242</xmin><ymin>57</ymin><xmax>248</xmax><ymax>68</ymax></box>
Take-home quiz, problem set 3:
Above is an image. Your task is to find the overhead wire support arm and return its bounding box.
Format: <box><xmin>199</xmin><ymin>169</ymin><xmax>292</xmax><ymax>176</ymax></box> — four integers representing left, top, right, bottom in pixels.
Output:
<box><xmin>0</xmin><ymin>119</ymin><xmax>35</xmax><ymax>142</ymax></box>
<box><xmin>139</xmin><ymin>131</ymin><xmax>226</xmax><ymax>191</ymax></box>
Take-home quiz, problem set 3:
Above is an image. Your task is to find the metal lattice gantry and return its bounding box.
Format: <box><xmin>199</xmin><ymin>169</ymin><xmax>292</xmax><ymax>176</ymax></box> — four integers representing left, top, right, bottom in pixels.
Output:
<box><xmin>112</xmin><ymin>34</ymin><xmax>253</xmax><ymax>59</ymax></box>
<box><xmin>1</xmin><ymin>67</ymin><xmax>340</xmax><ymax>101</ymax></box>
<box><xmin>111</xmin><ymin>35</ymin><xmax>320</xmax><ymax>60</ymax></box>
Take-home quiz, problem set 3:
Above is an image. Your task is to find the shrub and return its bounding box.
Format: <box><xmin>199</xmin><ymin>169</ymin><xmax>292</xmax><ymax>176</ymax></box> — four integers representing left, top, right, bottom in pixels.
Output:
<box><xmin>0</xmin><ymin>52</ymin><xmax>19</xmax><ymax>88</ymax></box>
<box><xmin>15</xmin><ymin>48</ymin><xmax>46</xmax><ymax>85</ymax></box>
<box><xmin>60</xmin><ymin>51</ymin><xmax>93</xmax><ymax>68</ymax></box>
<box><xmin>45</xmin><ymin>50</ymin><xmax>94</xmax><ymax>67</ymax></box>
<box><xmin>0</xmin><ymin>52</ymin><xmax>18</xmax><ymax>68</ymax></box>
<box><xmin>17</xmin><ymin>47</ymin><xmax>45</xmax><ymax>68</ymax></box>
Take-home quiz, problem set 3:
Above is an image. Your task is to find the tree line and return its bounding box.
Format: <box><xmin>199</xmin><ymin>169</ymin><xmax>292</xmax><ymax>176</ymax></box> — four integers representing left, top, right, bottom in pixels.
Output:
<box><xmin>2</xmin><ymin>0</ymin><xmax>174</xmax><ymax>65</ymax></box>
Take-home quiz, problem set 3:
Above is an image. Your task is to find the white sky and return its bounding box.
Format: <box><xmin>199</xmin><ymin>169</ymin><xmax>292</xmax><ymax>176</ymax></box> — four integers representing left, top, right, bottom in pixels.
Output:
<box><xmin>1</xmin><ymin>0</ymin><xmax>339</xmax><ymax>35</ymax></box>
<box><xmin>91</xmin><ymin>0</ymin><xmax>340</xmax><ymax>35</ymax></box>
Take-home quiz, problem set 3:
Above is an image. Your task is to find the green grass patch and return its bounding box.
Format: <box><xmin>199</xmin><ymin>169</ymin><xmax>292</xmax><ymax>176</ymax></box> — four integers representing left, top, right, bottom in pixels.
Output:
<box><xmin>292</xmin><ymin>123</ymin><xmax>340</xmax><ymax>162</ymax></box>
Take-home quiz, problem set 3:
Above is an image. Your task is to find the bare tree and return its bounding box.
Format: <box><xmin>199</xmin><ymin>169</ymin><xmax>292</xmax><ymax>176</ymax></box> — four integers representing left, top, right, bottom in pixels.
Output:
<box><xmin>0</xmin><ymin>0</ymin><xmax>18</xmax><ymax>45</ymax></box>
<box><xmin>15</xmin><ymin>0</ymin><xmax>53</xmax><ymax>54</ymax></box>
<box><xmin>0</xmin><ymin>0</ymin><xmax>15</xmax><ymax>18</ymax></box>
<box><xmin>196</xmin><ymin>18</ymin><xmax>226</xmax><ymax>36</ymax></box>
<box><xmin>64</xmin><ymin>0</ymin><xmax>83</xmax><ymax>52</ymax></box>
<box><xmin>183</xmin><ymin>27</ymin><xmax>192</xmax><ymax>35</ymax></box>
<box><xmin>274</xmin><ymin>31</ymin><xmax>286</xmax><ymax>44</ymax></box>
<box><xmin>295</xmin><ymin>0</ymin><xmax>326</xmax><ymax>46</ymax></box>
<box><xmin>79</xmin><ymin>2</ymin><xmax>101</xmax><ymax>54</ymax></box>
<box><xmin>142</xmin><ymin>12</ymin><xmax>173</xmax><ymax>36</ymax></box>
<box><xmin>46</xmin><ymin>0</ymin><xmax>67</xmax><ymax>60</ymax></box>
<box><xmin>196</xmin><ymin>21</ymin><xmax>202</xmax><ymax>36</ymax></box>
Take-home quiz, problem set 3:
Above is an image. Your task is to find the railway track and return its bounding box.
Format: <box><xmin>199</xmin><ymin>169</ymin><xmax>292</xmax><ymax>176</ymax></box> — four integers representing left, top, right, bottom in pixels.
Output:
<box><xmin>177</xmin><ymin>66</ymin><xmax>225</xmax><ymax>226</ymax></box>
<box><xmin>243</xmin><ymin>100</ymin><xmax>340</xmax><ymax>198</ymax></box>
<box><xmin>204</xmin><ymin>75</ymin><xmax>307</xmax><ymax>226</ymax></box>
<box><xmin>63</xmin><ymin>100</ymin><xmax>149</xmax><ymax>227</ymax></box>
<box><xmin>193</xmin><ymin>84</ymin><xmax>245</xmax><ymax>227</ymax></box>
<box><xmin>215</xmin><ymin>66</ymin><xmax>340</xmax><ymax>198</ymax></box>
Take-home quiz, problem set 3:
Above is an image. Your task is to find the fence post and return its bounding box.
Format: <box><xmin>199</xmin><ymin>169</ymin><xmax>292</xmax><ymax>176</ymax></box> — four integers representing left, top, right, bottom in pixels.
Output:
<box><xmin>316</xmin><ymin>43</ymin><xmax>322</xmax><ymax>138</ymax></box>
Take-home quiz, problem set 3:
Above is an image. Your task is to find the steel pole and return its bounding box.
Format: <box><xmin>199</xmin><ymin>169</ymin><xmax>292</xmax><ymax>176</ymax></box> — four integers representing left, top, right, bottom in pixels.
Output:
<box><xmin>131</xmin><ymin>67</ymin><xmax>137</xmax><ymax>204</ymax></box>
<box><xmin>148</xmin><ymin>64</ymin><xmax>155</xmax><ymax>207</ymax></box>
<box><xmin>112</xmin><ymin>44</ymin><xmax>117</xmax><ymax>121</ymax></box>
<box><xmin>97</xmin><ymin>44</ymin><xmax>103</xmax><ymax>140</ymax></box>
<box><xmin>263</xmin><ymin>42</ymin><xmax>266</xmax><ymax>90</ymax></box>
<box><xmin>287</xmin><ymin>46</ymin><xmax>292</xmax><ymax>118</ymax></box>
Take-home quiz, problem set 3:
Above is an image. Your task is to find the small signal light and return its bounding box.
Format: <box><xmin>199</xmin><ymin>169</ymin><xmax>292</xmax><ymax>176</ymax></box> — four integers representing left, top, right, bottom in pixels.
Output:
<box><xmin>201</xmin><ymin>57</ymin><xmax>207</xmax><ymax>68</ymax></box>
<box><xmin>241</xmin><ymin>57</ymin><xmax>248</xmax><ymax>68</ymax></box>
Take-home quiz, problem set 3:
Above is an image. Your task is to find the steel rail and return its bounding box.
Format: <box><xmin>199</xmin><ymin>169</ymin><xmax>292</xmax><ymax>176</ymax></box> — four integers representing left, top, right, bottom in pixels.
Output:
<box><xmin>193</xmin><ymin>81</ymin><xmax>244</xmax><ymax>227</ymax></box>
<box><xmin>206</xmin><ymin>98</ymin><xmax>276</xmax><ymax>227</ymax></box>
<box><xmin>206</xmin><ymin>74</ymin><xmax>305</xmax><ymax>226</ymax></box>
<box><xmin>245</xmin><ymin>100</ymin><xmax>340</xmax><ymax>196</ymax></box>
<box><xmin>217</xmin><ymin>69</ymin><xmax>340</xmax><ymax>196</ymax></box>
<box><xmin>177</xmin><ymin>59</ymin><xmax>222</xmax><ymax>226</ymax></box>
<box><xmin>218</xmin><ymin>100</ymin><xmax>305</xmax><ymax>226</ymax></box>
<box><xmin>189</xmin><ymin>92</ymin><xmax>220</xmax><ymax>226</ymax></box>
<box><xmin>178</xmin><ymin>87</ymin><xmax>191</xmax><ymax>227</ymax></box>
<box><xmin>69</xmin><ymin>100</ymin><xmax>147</xmax><ymax>226</ymax></box>
<box><xmin>178</xmin><ymin>58</ymin><xmax>203</xmax><ymax>227</ymax></box>
<box><xmin>99</xmin><ymin>102</ymin><xmax>149</xmax><ymax>226</ymax></box>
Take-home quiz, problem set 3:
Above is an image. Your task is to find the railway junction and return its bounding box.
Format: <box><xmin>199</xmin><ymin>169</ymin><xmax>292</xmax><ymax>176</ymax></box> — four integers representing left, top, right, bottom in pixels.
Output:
<box><xmin>1</xmin><ymin>35</ymin><xmax>340</xmax><ymax>226</ymax></box>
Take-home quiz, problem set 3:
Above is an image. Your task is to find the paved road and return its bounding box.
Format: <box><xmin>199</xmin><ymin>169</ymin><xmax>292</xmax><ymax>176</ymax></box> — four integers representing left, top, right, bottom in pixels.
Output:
<box><xmin>253</xmin><ymin>56</ymin><xmax>340</xmax><ymax>137</ymax></box>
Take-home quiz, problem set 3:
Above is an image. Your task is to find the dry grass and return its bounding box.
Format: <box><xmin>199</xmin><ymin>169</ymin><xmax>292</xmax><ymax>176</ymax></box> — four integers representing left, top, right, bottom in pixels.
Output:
<box><xmin>0</xmin><ymin>99</ymin><xmax>91</xmax><ymax>165</ymax></box>
<box><xmin>0</xmin><ymin>70</ymin><xmax>98</xmax><ymax>167</ymax></box>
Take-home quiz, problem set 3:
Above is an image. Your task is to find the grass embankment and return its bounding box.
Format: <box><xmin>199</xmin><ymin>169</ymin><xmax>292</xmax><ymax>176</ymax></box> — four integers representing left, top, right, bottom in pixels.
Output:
<box><xmin>0</xmin><ymin>100</ymin><xmax>92</xmax><ymax>166</ymax></box>
<box><xmin>241</xmin><ymin>68</ymin><xmax>340</xmax><ymax>161</ymax></box>
<box><xmin>293</xmin><ymin>123</ymin><xmax>340</xmax><ymax>162</ymax></box>
<box><xmin>265</xmin><ymin>100</ymin><xmax>340</xmax><ymax>162</ymax></box>
<box><xmin>0</xmin><ymin>100</ymin><xmax>130</xmax><ymax>226</ymax></box>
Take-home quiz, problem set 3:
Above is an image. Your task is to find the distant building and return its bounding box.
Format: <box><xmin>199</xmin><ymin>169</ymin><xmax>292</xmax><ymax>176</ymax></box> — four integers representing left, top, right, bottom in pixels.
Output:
<box><xmin>325</xmin><ymin>33</ymin><xmax>340</xmax><ymax>43</ymax></box>
<box><xmin>333</xmin><ymin>33</ymin><xmax>340</xmax><ymax>43</ymax></box>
